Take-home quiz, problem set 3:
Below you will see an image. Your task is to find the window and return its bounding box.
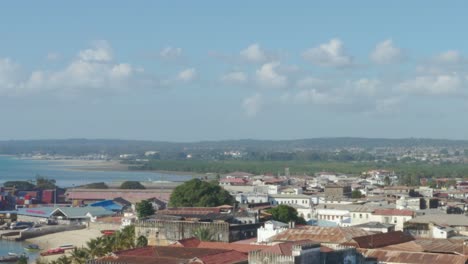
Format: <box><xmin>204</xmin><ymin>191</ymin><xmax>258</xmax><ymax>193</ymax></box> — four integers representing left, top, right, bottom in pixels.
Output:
<box><xmin>366</xmin><ymin>214</ymin><xmax>369</xmax><ymax>219</ymax></box>
<box><xmin>359</xmin><ymin>214</ymin><xmax>362</xmax><ymax>219</ymax></box>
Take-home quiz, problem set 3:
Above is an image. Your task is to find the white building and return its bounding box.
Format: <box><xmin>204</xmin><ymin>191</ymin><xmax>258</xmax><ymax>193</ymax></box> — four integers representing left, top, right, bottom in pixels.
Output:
<box><xmin>257</xmin><ymin>220</ymin><xmax>288</xmax><ymax>243</ymax></box>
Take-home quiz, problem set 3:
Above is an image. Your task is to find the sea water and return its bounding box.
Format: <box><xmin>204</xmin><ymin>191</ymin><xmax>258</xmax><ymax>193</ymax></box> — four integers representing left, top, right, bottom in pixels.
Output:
<box><xmin>0</xmin><ymin>155</ymin><xmax>192</xmax><ymax>187</ymax></box>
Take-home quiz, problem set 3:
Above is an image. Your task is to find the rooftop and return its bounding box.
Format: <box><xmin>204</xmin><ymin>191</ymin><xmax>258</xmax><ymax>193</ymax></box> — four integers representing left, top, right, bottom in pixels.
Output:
<box><xmin>373</xmin><ymin>209</ymin><xmax>414</xmax><ymax>216</ymax></box>
<box><xmin>269</xmin><ymin>226</ymin><xmax>374</xmax><ymax>244</ymax></box>
<box><xmin>362</xmin><ymin>249</ymin><xmax>468</xmax><ymax>264</ymax></box>
<box><xmin>347</xmin><ymin>231</ymin><xmax>414</xmax><ymax>249</ymax></box>
<box><xmin>407</xmin><ymin>214</ymin><xmax>468</xmax><ymax>226</ymax></box>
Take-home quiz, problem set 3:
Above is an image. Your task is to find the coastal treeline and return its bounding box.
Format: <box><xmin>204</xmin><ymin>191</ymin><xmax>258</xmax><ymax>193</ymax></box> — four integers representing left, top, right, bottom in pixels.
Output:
<box><xmin>131</xmin><ymin>160</ymin><xmax>468</xmax><ymax>186</ymax></box>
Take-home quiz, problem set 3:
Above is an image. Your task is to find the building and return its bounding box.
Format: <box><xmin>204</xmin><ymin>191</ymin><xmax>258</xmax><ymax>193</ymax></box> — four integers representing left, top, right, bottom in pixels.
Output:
<box><xmin>257</xmin><ymin>220</ymin><xmax>288</xmax><ymax>243</ymax></box>
<box><xmin>352</xmin><ymin>222</ymin><xmax>395</xmax><ymax>233</ymax></box>
<box><xmin>371</xmin><ymin>209</ymin><xmax>415</xmax><ymax>231</ymax></box>
<box><xmin>17</xmin><ymin>206</ymin><xmax>113</xmax><ymax>223</ymax></box>
<box><xmin>324</xmin><ymin>185</ymin><xmax>352</xmax><ymax>199</ymax></box>
<box><xmin>404</xmin><ymin>214</ymin><xmax>468</xmax><ymax>238</ymax></box>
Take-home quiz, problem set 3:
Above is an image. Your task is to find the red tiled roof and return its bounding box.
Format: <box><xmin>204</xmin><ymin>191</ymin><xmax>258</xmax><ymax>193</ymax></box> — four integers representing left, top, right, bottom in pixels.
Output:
<box><xmin>373</xmin><ymin>209</ymin><xmax>414</xmax><ymax>216</ymax></box>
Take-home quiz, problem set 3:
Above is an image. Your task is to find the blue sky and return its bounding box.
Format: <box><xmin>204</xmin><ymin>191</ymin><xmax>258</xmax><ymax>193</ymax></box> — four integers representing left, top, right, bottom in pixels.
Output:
<box><xmin>1</xmin><ymin>1</ymin><xmax>468</xmax><ymax>141</ymax></box>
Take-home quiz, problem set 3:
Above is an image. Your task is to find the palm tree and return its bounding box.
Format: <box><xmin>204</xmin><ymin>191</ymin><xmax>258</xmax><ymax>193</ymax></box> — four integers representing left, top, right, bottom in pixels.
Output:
<box><xmin>86</xmin><ymin>237</ymin><xmax>106</xmax><ymax>258</ymax></box>
<box><xmin>193</xmin><ymin>227</ymin><xmax>214</xmax><ymax>241</ymax></box>
<box><xmin>136</xmin><ymin>235</ymin><xmax>148</xmax><ymax>247</ymax></box>
<box><xmin>69</xmin><ymin>247</ymin><xmax>90</xmax><ymax>264</ymax></box>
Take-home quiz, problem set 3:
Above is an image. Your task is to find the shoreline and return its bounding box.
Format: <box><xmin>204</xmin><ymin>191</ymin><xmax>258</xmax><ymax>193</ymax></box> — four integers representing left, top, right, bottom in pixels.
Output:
<box><xmin>4</xmin><ymin>156</ymin><xmax>209</xmax><ymax>178</ymax></box>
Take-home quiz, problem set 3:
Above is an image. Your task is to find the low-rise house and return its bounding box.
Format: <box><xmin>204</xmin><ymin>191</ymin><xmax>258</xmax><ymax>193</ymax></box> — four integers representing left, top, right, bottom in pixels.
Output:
<box><xmin>404</xmin><ymin>214</ymin><xmax>468</xmax><ymax>238</ymax></box>
<box><xmin>371</xmin><ymin>209</ymin><xmax>415</xmax><ymax>231</ymax></box>
<box><xmin>92</xmin><ymin>245</ymin><xmax>248</xmax><ymax>264</ymax></box>
<box><xmin>268</xmin><ymin>226</ymin><xmax>373</xmax><ymax>246</ymax></box>
<box><xmin>361</xmin><ymin>249</ymin><xmax>468</xmax><ymax>264</ymax></box>
<box><xmin>257</xmin><ymin>220</ymin><xmax>289</xmax><ymax>243</ymax></box>
<box><xmin>249</xmin><ymin>241</ymin><xmax>321</xmax><ymax>264</ymax></box>
<box><xmin>352</xmin><ymin>222</ymin><xmax>395</xmax><ymax>233</ymax></box>
<box><xmin>324</xmin><ymin>184</ymin><xmax>352</xmax><ymax>199</ymax></box>
<box><xmin>17</xmin><ymin>206</ymin><xmax>113</xmax><ymax>223</ymax></box>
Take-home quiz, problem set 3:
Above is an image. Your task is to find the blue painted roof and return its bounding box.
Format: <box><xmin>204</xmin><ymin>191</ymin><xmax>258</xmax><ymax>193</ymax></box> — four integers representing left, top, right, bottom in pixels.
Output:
<box><xmin>89</xmin><ymin>200</ymin><xmax>123</xmax><ymax>211</ymax></box>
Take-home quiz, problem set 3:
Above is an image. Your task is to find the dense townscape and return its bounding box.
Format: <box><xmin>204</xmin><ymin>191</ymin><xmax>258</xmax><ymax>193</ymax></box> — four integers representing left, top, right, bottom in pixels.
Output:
<box><xmin>0</xmin><ymin>148</ymin><xmax>467</xmax><ymax>263</ymax></box>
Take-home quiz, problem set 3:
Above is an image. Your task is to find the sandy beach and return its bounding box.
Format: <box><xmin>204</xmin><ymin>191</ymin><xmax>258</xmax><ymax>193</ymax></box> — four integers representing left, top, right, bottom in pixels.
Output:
<box><xmin>48</xmin><ymin>159</ymin><xmax>130</xmax><ymax>172</ymax></box>
<box><xmin>26</xmin><ymin>228</ymin><xmax>103</xmax><ymax>262</ymax></box>
<box><xmin>26</xmin><ymin>228</ymin><xmax>102</xmax><ymax>250</ymax></box>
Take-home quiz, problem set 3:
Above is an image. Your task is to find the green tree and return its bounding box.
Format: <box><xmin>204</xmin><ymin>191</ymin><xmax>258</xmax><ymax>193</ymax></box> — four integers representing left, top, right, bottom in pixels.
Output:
<box><xmin>120</xmin><ymin>181</ymin><xmax>145</xmax><ymax>189</ymax></box>
<box><xmin>351</xmin><ymin>190</ymin><xmax>363</xmax><ymax>199</ymax></box>
<box><xmin>16</xmin><ymin>256</ymin><xmax>28</xmax><ymax>264</ymax></box>
<box><xmin>83</xmin><ymin>182</ymin><xmax>108</xmax><ymax>189</ymax></box>
<box><xmin>136</xmin><ymin>200</ymin><xmax>155</xmax><ymax>218</ymax></box>
<box><xmin>169</xmin><ymin>179</ymin><xmax>235</xmax><ymax>207</ymax></box>
<box><xmin>268</xmin><ymin>205</ymin><xmax>306</xmax><ymax>224</ymax></box>
<box><xmin>3</xmin><ymin>181</ymin><xmax>35</xmax><ymax>191</ymax></box>
<box><xmin>35</xmin><ymin>175</ymin><xmax>57</xmax><ymax>189</ymax></box>
<box><xmin>136</xmin><ymin>235</ymin><xmax>148</xmax><ymax>247</ymax></box>
<box><xmin>69</xmin><ymin>247</ymin><xmax>89</xmax><ymax>264</ymax></box>
<box><xmin>384</xmin><ymin>176</ymin><xmax>391</xmax><ymax>186</ymax></box>
<box><xmin>193</xmin><ymin>227</ymin><xmax>214</xmax><ymax>241</ymax></box>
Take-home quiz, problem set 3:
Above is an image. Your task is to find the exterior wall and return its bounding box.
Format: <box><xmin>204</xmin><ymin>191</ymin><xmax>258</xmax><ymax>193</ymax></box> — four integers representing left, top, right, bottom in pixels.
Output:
<box><xmin>249</xmin><ymin>251</ymin><xmax>295</xmax><ymax>264</ymax></box>
<box><xmin>371</xmin><ymin>215</ymin><xmax>412</xmax><ymax>231</ymax></box>
<box><xmin>268</xmin><ymin>196</ymin><xmax>312</xmax><ymax>207</ymax></box>
<box><xmin>432</xmin><ymin>226</ymin><xmax>449</xmax><ymax>239</ymax></box>
<box><xmin>349</xmin><ymin>212</ymin><xmax>372</xmax><ymax>225</ymax></box>
<box><xmin>317</xmin><ymin>209</ymin><xmax>350</xmax><ymax>226</ymax></box>
<box><xmin>257</xmin><ymin>222</ymin><xmax>287</xmax><ymax>243</ymax></box>
<box><xmin>135</xmin><ymin>220</ymin><xmax>260</xmax><ymax>245</ymax></box>
<box><xmin>136</xmin><ymin>220</ymin><xmax>230</xmax><ymax>245</ymax></box>
<box><xmin>297</xmin><ymin>207</ymin><xmax>314</xmax><ymax>221</ymax></box>
<box><xmin>324</xmin><ymin>186</ymin><xmax>352</xmax><ymax>199</ymax></box>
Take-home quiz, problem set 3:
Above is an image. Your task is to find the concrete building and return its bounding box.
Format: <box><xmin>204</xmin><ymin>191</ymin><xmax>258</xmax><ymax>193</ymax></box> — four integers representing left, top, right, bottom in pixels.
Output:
<box><xmin>257</xmin><ymin>220</ymin><xmax>288</xmax><ymax>243</ymax></box>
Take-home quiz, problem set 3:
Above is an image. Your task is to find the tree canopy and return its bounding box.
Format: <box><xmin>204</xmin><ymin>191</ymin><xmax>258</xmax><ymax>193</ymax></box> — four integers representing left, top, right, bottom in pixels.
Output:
<box><xmin>169</xmin><ymin>179</ymin><xmax>235</xmax><ymax>207</ymax></box>
<box><xmin>268</xmin><ymin>205</ymin><xmax>306</xmax><ymax>224</ymax></box>
<box><xmin>136</xmin><ymin>200</ymin><xmax>155</xmax><ymax>218</ymax></box>
<box><xmin>120</xmin><ymin>181</ymin><xmax>145</xmax><ymax>189</ymax></box>
<box><xmin>35</xmin><ymin>175</ymin><xmax>57</xmax><ymax>189</ymax></box>
<box><xmin>3</xmin><ymin>181</ymin><xmax>35</xmax><ymax>191</ymax></box>
<box><xmin>83</xmin><ymin>182</ymin><xmax>108</xmax><ymax>189</ymax></box>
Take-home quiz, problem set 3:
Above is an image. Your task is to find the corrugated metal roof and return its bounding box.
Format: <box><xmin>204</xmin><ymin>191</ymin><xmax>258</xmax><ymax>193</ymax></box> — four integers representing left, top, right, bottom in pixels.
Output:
<box><xmin>269</xmin><ymin>226</ymin><xmax>374</xmax><ymax>244</ymax></box>
<box><xmin>362</xmin><ymin>249</ymin><xmax>468</xmax><ymax>264</ymax></box>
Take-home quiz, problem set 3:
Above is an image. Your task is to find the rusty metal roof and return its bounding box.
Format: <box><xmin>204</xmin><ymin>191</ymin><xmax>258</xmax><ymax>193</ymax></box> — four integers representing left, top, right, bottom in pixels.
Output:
<box><xmin>362</xmin><ymin>249</ymin><xmax>468</xmax><ymax>264</ymax></box>
<box><xmin>269</xmin><ymin>226</ymin><xmax>374</xmax><ymax>244</ymax></box>
<box><xmin>382</xmin><ymin>238</ymin><xmax>467</xmax><ymax>255</ymax></box>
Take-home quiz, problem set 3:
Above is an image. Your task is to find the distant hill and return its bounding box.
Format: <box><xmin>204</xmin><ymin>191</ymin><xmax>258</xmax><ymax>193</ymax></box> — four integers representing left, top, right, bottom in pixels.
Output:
<box><xmin>0</xmin><ymin>137</ymin><xmax>467</xmax><ymax>156</ymax></box>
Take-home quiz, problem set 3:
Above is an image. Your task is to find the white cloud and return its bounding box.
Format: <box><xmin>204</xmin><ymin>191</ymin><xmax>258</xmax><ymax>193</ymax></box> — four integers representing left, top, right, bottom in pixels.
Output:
<box><xmin>160</xmin><ymin>46</ymin><xmax>183</xmax><ymax>59</ymax></box>
<box><xmin>302</xmin><ymin>39</ymin><xmax>353</xmax><ymax>67</ymax></box>
<box><xmin>240</xmin><ymin>43</ymin><xmax>267</xmax><ymax>63</ymax></box>
<box><xmin>397</xmin><ymin>74</ymin><xmax>462</xmax><ymax>95</ymax></box>
<box><xmin>78</xmin><ymin>40</ymin><xmax>112</xmax><ymax>62</ymax></box>
<box><xmin>296</xmin><ymin>77</ymin><xmax>326</xmax><ymax>88</ymax></box>
<box><xmin>370</xmin><ymin>39</ymin><xmax>404</xmax><ymax>64</ymax></box>
<box><xmin>255</xmin><ymin>62</ymin><xmax>287</xmax><ymax>88</ymax></box>
<box><xmin>221</xmin><ymin>71</ymin><xmax>247</xmax><ymax>83</ymax></box>
<box><xmin>434</xmin><ymin>50</ymin><xmax>463</xmax><ymax>64</ymax></box>
<box><xmin>177</xmin><ymin>68</ymin><xmax>196</xmax><ymax>82</ymax></box>
<box><xmin>294</xmin><ymin>89</ymin><xmax>341</xmax><ymax>105</ymax></box>
<box><xmin>375</xmin><ymin>97</ymin><xmax>402</xmax><ymax>114</ymax></box>
<box><xmin>46</xmin><ymin>52</ymin><xmax>61</xmax><ymax>61</ymax></box>
<box><xmin>353</xmin><ymin>78</ymin><xmax>381</xmax><ymax>96</ymax></box>
<box><xmin>0</xmin><ymin>42</ymin><xmax>140</xmax><ymax>97</ymax></box>
<box><xmin>242</xmin><ymin>93</ymin><xmax>262</xmax><ymax>117</ymax></box>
